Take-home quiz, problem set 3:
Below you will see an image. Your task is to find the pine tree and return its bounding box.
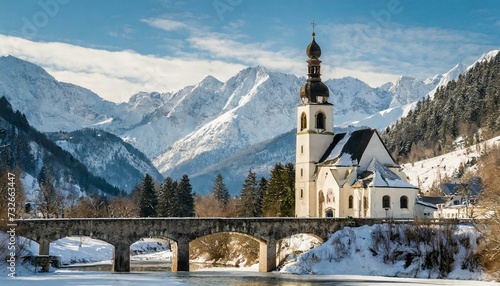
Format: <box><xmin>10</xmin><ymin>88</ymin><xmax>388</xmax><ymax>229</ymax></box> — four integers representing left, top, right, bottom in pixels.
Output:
<box><xmin>212</xmin><ymin>173</ymin><xmax>230</xmax><ymax>205</ymax></box>
<box><xmin>263</xmin><ymin>164</ymin><xmax>284</xmax><ymax>216</ymax></box>
<box><xmin>177</xmin><ymin>174</ymin><xmax>194</xmax><ymax>217</ymax></box>
<box><xmin>138</xmin><ymin>174</ymin><xmax>158</xmax><ymax>217</ymax></box>
<box><xmin>280</xmin><ymin>163</ymin><xmax>296</xmax><ymax>217</ymax></box>
<box><xmin>263</xmin><ymin>163</ymin><xmax>295</xmax><ymax>217</ymax></box>
<box><xmin>239</xmin><ymin>170</ymin><xmax>262</xmax><ymax>217</ymax></box>
<box><xmin>157</xmin><ymin>177</ymin><xmax>177</xmax><ymax>217</ymax></box>
<box><xmin>258</xmin><ymin>177</ymin><xmax>268</xmax><ymax>204</ymax></box>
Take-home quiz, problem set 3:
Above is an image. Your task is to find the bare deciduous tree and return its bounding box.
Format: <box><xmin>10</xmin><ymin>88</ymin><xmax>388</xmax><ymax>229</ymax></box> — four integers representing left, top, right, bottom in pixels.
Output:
<box><xmin>476</xmin><ymin>144</ymin><xmax>500</xmax><ymax>279</ymax></box>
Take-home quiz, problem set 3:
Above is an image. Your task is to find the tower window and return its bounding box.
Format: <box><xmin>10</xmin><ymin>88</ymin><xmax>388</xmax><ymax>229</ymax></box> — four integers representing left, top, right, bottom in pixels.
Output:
<box><xmin>363</xmin><ymin>196</ymin><xmax>368</xmax><ymax>209</ymax></box>
<box><xmin>300</xmin><ymin>189</ymin><xmax>304</xmax><ymax>199</ymax></box>
<box><xmin>348</xmin><ymin>195</ymin><xmax>353</xmax><ymax>209</ymax></box>
<box><xmin>316</xmin><ymin>112</ymin><xmax>325</xmax><ymax>129</ymax></box>
<box><xmin>300</xmin><ymin>168</ymin><xmax>303</xmax><ymax>177</ymax></box>
<box><xmin>383</xmin><ymin>195</ymin><xmax>391</xmax><ymax>209</ymax></box>
<box><xmin>300</xmin><ymin>113</ymin><xmax>307</xmax><ymax>131</ymax></box>
<box><xmin>301</xmin><ymin>145</ymin><xmax>303</xmax><ymax>154</ymax></box>
<box><xmin>400</xmin><ymin>196</ymin><xmax>408</xmax><ymax>209</ymax></box>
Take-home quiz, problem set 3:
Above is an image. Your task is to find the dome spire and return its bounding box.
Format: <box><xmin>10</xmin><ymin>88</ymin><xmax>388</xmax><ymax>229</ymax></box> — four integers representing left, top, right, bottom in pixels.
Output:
<box><xmin>299</xmin><ymin>24</ymin><xmax>329</xmax><ymax>104</ymax></box>
<box><xmin>306</xmin><ymin>21</ymin><xmax>321</xmax><ymax>59</ymax></box>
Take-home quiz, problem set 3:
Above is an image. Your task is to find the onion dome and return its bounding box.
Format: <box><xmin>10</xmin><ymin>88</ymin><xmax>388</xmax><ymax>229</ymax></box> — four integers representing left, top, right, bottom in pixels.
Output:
<box><xmin>306</xmin><ymin>32</ymin><xmax>322</xmax><ymax>59</ymax></box>
<box><xmin>300</xmin><ymin>81</ymin><xmax>329</xmax><ymax>102</ymax></box>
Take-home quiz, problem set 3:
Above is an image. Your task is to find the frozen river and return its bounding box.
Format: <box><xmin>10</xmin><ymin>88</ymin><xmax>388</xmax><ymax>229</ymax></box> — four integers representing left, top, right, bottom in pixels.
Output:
<box><xmin>2</xmin><ymin>271</ymin><xmax>500</xmax><ymax>286</ymax></box>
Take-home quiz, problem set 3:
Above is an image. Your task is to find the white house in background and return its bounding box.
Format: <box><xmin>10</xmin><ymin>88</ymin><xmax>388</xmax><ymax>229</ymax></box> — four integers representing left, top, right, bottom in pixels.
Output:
<box><xmin>414</xmin><ymin>196</ymin><xmax>447</xmax><ymax>218</ymax></box>
<box><xmin>294</xmin><ymin>32</ymin><xmax>419</xmax><ymax>218</ymax></box>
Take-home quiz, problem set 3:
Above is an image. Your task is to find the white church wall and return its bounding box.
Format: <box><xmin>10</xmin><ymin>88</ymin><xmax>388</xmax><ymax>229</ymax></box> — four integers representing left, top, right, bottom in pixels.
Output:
<box><xmin>316</xmin><ymin>167</ymin><xmax>341</xmax><ymax>217</ymax></box>
<box><xmin>358</xmin><ymin>133</ymin><xmax>397</xmax><ymax>170</ymax></box>
<box><xmin>370</xmin><ymin>187</ymin><xmax>417</xmax><ymax>218</ymax></box>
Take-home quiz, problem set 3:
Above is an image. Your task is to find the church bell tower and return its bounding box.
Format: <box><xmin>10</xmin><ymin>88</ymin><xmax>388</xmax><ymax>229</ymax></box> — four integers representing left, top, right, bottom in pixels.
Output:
<box><xmin>295</xmin><ymin>29</ymin><xmax>334</xmax><ymax>217</ymax></box>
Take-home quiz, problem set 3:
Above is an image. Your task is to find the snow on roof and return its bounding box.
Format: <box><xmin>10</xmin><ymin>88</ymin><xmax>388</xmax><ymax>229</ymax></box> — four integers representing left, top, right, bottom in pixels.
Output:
<box><xmin>367</xmin><ymin>158</ymin><xmax>418</xmax><ymax>189</ymax></box>
<box><xmin>320</xmin><ymin>128</ymin><xmax>374</xmax><ymax>166</ymax></box>
<box><xmin>416</xmin><ymin>200</ymin><xmax>438</xmax><ymax>209</ymax></box>
<box><xmin>325</xmin><ymin>134</ymin><xmax>349</xmax><ymax>162</ymax></box>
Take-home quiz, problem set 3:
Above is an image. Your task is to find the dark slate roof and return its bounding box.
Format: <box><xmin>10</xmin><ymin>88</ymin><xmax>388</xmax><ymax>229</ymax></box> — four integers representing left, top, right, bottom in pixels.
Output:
<box><xmin>416</xmin><ymin>201</ymin><xmax>438</xmax><ymax>209</ymax></box>
<box><xmin>440</xmin><ymin>178</ymin><xmax>483</xmax><ymax>197</ymax></box>
<box><xmin>440</xmin><ymin>184</ymin><xmax>458</xmax><ymax>196</ymax></box>
<box><xmin>419</xmin><ymin>196</ymin><xmax>448</xmax><ymax>205</ymax></box>
<box><xmin>319</xmin><ymin>128</ymin><xmax>375</xmax><ymax>164</ymax></box>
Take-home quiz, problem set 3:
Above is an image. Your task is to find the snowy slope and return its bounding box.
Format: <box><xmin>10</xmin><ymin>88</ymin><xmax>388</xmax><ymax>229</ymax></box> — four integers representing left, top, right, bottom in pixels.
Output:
<box><xmin>402</xmin><ymin>136</ymin><xmax>500</xmax><ymax>193</ymax></box>
<box><xmin>48</xmin><ymin>129</ymin><xmax>163</xmax><ymax>192</ymax></box>
<box><xmin>388</xmin><ymin>75</ymin><xmax>438</xmax><ymax>108</ymax></box>
<box><xmin>326</xmin><ymin>77</ymin><xmax>393</xmax><ymax>125</ymax></box>
<box><xmin>281</xmin><ymin>224</ymin><xmax>485</xmax><ymax>280</ymax></box>
<box><xmin>340</xmin><ymin>58</ymin><xmax>475</xmax><ymax>129</ymax></box>
<box><xmin>154</xmin><ymin>67</ymin><xmax>303</xmax><ymax>177</ymax></box>
<box><xmin>0</xmin><ymin>56</ymin><xmax>132</xmax><ymax>132</ymax></box>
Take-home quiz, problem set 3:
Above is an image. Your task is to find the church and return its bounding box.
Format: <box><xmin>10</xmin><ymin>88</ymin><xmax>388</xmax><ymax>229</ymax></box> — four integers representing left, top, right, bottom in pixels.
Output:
<box><xmin>295</xmin><ymin>32</ymin><xmax>418</xmax><ymax>218</ymax></box>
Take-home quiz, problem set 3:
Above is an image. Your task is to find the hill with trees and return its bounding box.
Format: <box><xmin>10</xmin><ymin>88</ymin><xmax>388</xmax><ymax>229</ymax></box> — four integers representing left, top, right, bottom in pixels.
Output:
<box><xmin>0</xmin><ymin>96</ymin><xmax>122</xmax><ymax>197</ymax></box>
<box><xmin>383</xmin><ymin>52</ymin><xmax>500</xmax><ymax>163</ymax></box>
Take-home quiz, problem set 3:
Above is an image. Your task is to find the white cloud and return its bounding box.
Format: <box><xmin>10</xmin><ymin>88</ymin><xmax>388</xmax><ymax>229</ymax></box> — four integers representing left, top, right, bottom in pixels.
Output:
<box><xmin>0</xmin><ymin>35</ymin><xmax>246</xmax><ymax>103</ymax></box>
<box><xmin>141</xmin><ymin>18</ymin><xmax>190</xmax><ymax>32</ymax></box>
<box><xmin>320</xmin><ymin>23</ymin><xmax>494</xmax><ymax>79</ymax></box>
<box><xmin>188</xmin><ymin>32</ymin><xmax>304</xmax><ymax>74</ymax></box>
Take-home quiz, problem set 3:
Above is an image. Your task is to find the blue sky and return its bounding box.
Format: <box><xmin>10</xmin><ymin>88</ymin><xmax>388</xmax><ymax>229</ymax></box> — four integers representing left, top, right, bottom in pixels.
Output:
<box><xmin>0</xmin><ymin>0</ymin><xmax>498</xmax><ymax>102</ymax></box>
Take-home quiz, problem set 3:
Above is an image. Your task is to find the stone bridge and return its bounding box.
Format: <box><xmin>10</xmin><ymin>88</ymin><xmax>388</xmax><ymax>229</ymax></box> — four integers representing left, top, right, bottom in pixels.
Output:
<box><xmin>16</xmin><ymin>217</ymin><xmax>387</xmax><ymax>272</ymax></box>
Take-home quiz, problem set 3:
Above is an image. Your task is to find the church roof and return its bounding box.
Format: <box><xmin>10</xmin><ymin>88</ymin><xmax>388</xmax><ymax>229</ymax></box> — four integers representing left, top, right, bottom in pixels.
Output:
<box><xmin>364</xmin><ymin>158</ymin><xmax>418</xmax><ymax>189</ymax></box>
<box><xmin>319</xmin><ymin>128</ymin><xmax>375</xmax><ymax>165</ymax></box>
<box><xmin>418</xmin><ymin>196</ymin><xmax>448</xmax><ymax>206</ymax></box>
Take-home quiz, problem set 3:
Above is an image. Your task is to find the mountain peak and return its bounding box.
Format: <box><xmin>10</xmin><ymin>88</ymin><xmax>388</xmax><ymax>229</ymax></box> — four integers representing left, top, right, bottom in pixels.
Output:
<box><xmin>198</xmin><ymin>75</ymin><xmax>223</xmax><ymax>89</ymax></box>
<box><xmin>394</xmin><ymin>75</ymin><xmax>417</xmax><ymax>83</ymax></box>
<box><xmin>468</xmin><ymin>49</ymin><xmax>500</xmax><ymax>70</ymax></box>
<box><xmin>0</xmin><ymin>55</ymin><xmax>55</xmax><ymax>81</ymax></box>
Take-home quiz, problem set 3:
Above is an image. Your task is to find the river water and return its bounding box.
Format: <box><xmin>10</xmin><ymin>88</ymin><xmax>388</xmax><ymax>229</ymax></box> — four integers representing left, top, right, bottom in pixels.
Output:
<box><xmin>4</xmin><ymin>271</ymin><xmax>499</xmax><ymax>286</ymax></box>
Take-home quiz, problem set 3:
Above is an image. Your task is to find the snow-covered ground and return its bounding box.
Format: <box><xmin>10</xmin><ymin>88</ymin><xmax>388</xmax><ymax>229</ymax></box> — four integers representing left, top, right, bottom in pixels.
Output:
<box><xmin>0</xmin><ymin>232</ymin><xmax>171</xmax><ymax>277</ymax></box>
<box><xmin>1</xmin><ymin>222</ymin><xmax>497</xmax><ymax>283</ymax></box>
<box><xmin>402</xmin><ymin>135</ymin><xmax>500</xmax><ymax>193</ymax></box>
<box><xmin>281</xmin><ymin>223</ymin><xmax>487</xmax><ymax>280</ymax></box>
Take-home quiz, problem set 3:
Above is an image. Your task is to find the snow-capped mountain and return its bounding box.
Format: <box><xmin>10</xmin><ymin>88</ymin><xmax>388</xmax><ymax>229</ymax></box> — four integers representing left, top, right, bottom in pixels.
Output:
<box><xmin>388</xmin><ymin>75</ymin><xmax>438</xmax><ymax>108</ymax></box>
<box><xmin>339</xmin><ymin>60</ymin><xmax>473</xmax><ymax>129</ymax></box>
<box><xmin>48</xmin><ymin>129</ymin><xmax>163</xmax><ymax>192</ymax></box>
<box><xmin>0</xmin><ymin>97</ymin><xmax>121</xmax><ymax>196</ymax></box>
<box><xmin>325</xmin><ymin>77</ymin><xmax>393</xmax><ymax>124</ymax></box>
<box><xmin>153</xmin><ymin>66</ymin><xmax>303</xmax><ymax>176</ymax></box>
<box><xmin>0</xmin><ymin>56</ymin><xmax>127</xmax><ymax>132</ymax></box>
<box><xmin>1</xmin><ymin>51</ymin><xmax>496</xmax><ymax>195</ymax></box>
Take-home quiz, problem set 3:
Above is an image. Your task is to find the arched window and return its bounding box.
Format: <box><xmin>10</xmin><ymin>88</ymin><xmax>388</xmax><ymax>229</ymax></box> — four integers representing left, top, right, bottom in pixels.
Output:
<box><xmin>316</xmin><ymin>112</ymin><xmax>325</xmax><ymax>129</ymax></box>
<box><xmin>325</xmin><ymin>209</ymin><xmax>334</xmax><ymax>217</ymax></box>
<box><xmin>300</xmin><ymin>113</ymin><xmax>307</xmax><ymax>131</ymax></box>
<box><xmin>363</xmin><ymin>196</ymin><xmax>368</xmax><ymax>209</ymax></box>
<box><xmin>300</xmin><ymin>189</ymin><xmax>304</xmax><ymax>199</ymax></box>
<box><xmin>382</xmin><ymin>195</ymin><xmax>391</xmax><ymax>209</ymax></box>
<box><xmin>348</xmin><ymin>195</ymin><xmax>353</xmax><ymax>209</ymax></box>
<box><xmin>400</xmin><ymin>196</ymin><xmax>408</xmax><ymax>209</ymax></box>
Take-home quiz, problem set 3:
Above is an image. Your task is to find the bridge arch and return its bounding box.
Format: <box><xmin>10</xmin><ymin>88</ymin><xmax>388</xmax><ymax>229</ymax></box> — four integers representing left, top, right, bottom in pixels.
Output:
<box><xmin>16</xmin><ymin>217</ymin><xmax>374</xmax><ymax>272</ymax></box>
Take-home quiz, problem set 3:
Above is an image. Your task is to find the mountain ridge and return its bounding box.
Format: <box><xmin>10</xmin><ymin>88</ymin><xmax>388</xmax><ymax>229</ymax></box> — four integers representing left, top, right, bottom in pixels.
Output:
<box><xmin>1</xmin><ymin>51</ymin><xmax>497</xmax><ymax>194</ymax></box>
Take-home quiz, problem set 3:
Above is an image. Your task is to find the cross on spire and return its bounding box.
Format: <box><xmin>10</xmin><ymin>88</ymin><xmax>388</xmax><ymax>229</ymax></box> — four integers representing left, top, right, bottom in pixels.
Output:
<box><xmin>311</xmin><ymin>21</ymin><xmax>316</xmax><ymax>33</ymax></box>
